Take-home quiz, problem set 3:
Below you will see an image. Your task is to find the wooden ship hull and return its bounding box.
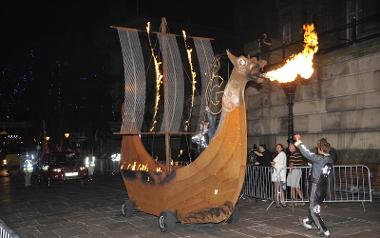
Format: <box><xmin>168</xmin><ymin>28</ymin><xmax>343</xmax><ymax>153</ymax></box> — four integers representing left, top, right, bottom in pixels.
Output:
<box><xmin>114</xmin><ymin>16</ymin><xmax>266</xmax><ymax>226</ymax></box>
<box><xmin>118</xmin><ymin>49</ymin><xmax>266</xmax><ymax>224</ymax></box>
<box><xmin>120</xmin><ymin>99</ymin><xmax>247</xmax><ymax>224</ymax></box>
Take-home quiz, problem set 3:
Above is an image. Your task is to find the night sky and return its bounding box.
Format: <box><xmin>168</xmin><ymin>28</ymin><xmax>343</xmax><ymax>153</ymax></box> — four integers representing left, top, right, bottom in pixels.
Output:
<box><xmin>1</xmin><ymin>1</ymin><xmax>233</xmax><ymax>62</ymax></box>
<box><xmin>0</xmin><ymin>0</ymin><xmax>251</xmax><ymax>136</ymax></box>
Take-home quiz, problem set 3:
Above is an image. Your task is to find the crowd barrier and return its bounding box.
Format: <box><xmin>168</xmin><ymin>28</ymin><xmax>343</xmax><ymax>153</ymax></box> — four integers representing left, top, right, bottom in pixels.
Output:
<box><xmin>242</xmin><ymin>164</ymin><xmax>372</xmax><ymax>210</ymax></box>
<box><xmin>0</xmin><ymin>219</ymin><xmax>19</xmax><ymax>238</ymax></box>
<box><xmin>95</xmin><ymin>159</ymin><xmax>120</xmax><ymax>175</ymax></box>
<box><xmin>93</xmin><ymin>158</ymin><xmax>373</xmax><ymax>209</ymax></box>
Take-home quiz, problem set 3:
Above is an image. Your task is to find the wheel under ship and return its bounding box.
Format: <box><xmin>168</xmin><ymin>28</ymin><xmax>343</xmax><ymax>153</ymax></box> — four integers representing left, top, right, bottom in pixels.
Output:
<box><xmin>113</xmin><ymin>20</ymin><xmax>266</xmax><ymax>227</ymax></box>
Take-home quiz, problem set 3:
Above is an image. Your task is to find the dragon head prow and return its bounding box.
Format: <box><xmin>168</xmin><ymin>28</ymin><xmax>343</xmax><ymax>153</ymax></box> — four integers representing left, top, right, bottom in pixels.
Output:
<box><xmin>226</xmin><ymin>50</ymin><xmax>267</xmax><ymax>75</ymax></box>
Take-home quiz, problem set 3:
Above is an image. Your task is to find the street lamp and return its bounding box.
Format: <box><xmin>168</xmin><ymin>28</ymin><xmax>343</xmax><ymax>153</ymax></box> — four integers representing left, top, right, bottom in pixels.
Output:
<box><xmin>280</xmin><ymin>76</ymin><xmax>301</xmax><ymax>145</ymax></box>
<box><xmin>64</xmin><ymin>133</ymin><xmax>70</xmax><ymax>139</ymax></box>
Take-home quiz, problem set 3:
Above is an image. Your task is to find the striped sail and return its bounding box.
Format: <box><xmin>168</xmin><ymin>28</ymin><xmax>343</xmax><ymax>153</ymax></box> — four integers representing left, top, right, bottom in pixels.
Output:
<box><xmin>158</xmin><ymin>34</ymin><xmax>184</xmax><ymax>132</ymax></box>
<box><xmin>117</xmin><ymin>28</ymin><xmax>215</xmax><ymax>133</ymax></box>
<box><xmin>193</xmin><ymin>39</ymin><xmax>215</xmax><ymax>126</ymax></box>
<box><xmin>117</xmin><ymin>29</ymin><xmax>146</xmax><ymax>133</ymax></box>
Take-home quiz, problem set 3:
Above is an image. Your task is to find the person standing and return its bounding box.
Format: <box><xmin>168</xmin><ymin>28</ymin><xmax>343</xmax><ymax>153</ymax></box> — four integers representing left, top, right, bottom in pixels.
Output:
<box><xmin>191</xmin><ymin>121</ymin><xmax>209</xmax><ymax>155</ymax></box>
<box><xmin>85</xmin><ymin>155</ymin><xmax>96</xmax><ymax>180</ymax></box>
<box><xmin>254</xmin><ymin>144</ymin><xmax>273</xmax><ymax>166</ymax></box>
<box><xmin>271</xmin><ymin>144</ymin><xmax>287</xmax><ymax>208</ymax></box>
<box><xmin>294</xmin><ymin>134</ymin><xmax>333</xmax><ymax>237</ymax></box>
<box><xmin>23</xmin><ymin>154</ymin><xmax>34</xmax><ymax>187</ymax></box>
<box><xmin>286</xmin><ymin>143</ymin><xmax>305</xmax><ymax>205</ymax></box>
<box><xmin>247</xmin><ymin>145</ymin><xmax>255</xmax><ymax>163</ymax></box>
<box><xmin>320</xmin><ymin>138</ymin><xmax>337</xmax><ymax>200</ymax></box>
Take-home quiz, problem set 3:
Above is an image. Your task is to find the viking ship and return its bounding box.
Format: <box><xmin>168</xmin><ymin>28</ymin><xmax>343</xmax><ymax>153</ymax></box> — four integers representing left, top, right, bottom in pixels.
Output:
<box><xmin>113</xmin><ymin>18</ymin><xmax>265</xmax><ymax>232</ymax></box>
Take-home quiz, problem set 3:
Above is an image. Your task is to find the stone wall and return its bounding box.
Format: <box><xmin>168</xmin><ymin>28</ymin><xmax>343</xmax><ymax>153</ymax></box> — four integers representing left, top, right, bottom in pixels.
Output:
<box><xmin>246</xmin><ymin>38</ymin><xmax>380</xmax><ymax>164</ymax></box>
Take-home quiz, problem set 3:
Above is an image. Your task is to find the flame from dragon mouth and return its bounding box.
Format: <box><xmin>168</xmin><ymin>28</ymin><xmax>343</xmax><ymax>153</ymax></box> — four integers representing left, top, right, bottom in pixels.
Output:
<box><xmin>264</xmin><ymin>24</ymin><xmax>318</xmax><ymax>83</ymax></box>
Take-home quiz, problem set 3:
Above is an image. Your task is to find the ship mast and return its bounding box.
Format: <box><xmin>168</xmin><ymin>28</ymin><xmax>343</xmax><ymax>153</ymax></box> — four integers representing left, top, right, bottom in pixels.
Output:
<box><xmin>160</xmin><ymin>17</ymin><xmax>171</xmax><ymax>171</ymax></box>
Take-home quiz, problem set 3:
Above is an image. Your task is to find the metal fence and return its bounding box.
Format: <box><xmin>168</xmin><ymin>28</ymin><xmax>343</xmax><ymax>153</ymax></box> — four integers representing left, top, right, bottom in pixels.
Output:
<box><xmin>95</xmin><ymin>159</ymin><xmax>120</xmax><ymax>175</ymax></box>
<box><xmin>242</xmin><ymin>164</ymin><xmax>372</xmax><ymax>210</ymax></box>
<box><xmin>0</xmin><ymin>219</ymin><xmax>19</xmax><ymax>238</ymax></box>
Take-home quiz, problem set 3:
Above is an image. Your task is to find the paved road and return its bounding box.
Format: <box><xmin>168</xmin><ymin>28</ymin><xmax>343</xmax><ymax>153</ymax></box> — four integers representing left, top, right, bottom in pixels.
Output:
<box><xmin>1</xmin><ymin>173</ymin><xmax>379</xmax><ymax>238</ymax></box>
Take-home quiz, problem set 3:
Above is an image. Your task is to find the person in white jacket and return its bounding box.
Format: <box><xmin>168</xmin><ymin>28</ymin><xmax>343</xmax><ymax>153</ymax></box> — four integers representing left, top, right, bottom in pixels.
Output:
<box><xmin>271</xmin><ymin>144</ymin><xmax>287</xmax><ymax>207</ymax></box>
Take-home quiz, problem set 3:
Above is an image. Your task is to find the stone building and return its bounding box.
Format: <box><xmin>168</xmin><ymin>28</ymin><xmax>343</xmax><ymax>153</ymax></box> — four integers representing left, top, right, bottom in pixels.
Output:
<box><xmin>243</xmin><ymin>0</ymin><xmax>380</xmax><ymax>164</ymax></box>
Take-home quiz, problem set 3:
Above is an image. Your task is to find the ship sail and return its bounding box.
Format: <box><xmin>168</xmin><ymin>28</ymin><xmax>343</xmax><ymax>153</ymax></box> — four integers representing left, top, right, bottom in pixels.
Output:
<box><xmin>117</xmin><ymin>29</ymin><xmax>146</xmax><ymax>133</ymax></box>
<box><xmin>193</xmin><ymin>39</ymin><xmax>215</xmax><ymax>127</ymax></box>
<box><xmin>158</xmin><ymin>34</ymin><xmax>184</xmax><ymax>132</ymax></box>
<box><xmin>116</xmin><ymin>26</ymin><xmax>215</xmax><ymax>134</ymax></box>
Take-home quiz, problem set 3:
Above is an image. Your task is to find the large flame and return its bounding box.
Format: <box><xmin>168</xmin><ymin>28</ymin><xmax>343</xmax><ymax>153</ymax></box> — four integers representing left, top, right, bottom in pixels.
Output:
<box><xmin>264</xmin><ymin>24</ymin><xmax>318</xmax><ymax>83</ymax></box>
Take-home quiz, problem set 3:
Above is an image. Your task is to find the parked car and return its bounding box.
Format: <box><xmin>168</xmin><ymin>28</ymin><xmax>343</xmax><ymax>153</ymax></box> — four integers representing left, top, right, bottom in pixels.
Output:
<box><xmin>0</xmin><ymin>134</ymin><xmax>28</xmax><ymax>176</ymax></box>
<box><xmin>3</xmin><ymin>152</ymin><xmax>23</xmax><ymax>177</ymax></box>
<box><xmin>39</xmin><ymin>152</ymin><xmax>88</xmax><ymax>187</ymax></box>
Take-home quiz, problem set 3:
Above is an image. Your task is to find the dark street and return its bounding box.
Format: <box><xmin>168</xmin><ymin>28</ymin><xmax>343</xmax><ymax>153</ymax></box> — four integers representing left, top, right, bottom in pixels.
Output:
<box><xmin>1</xmin><ymin>172</ymin><xmax>380</xmax><ymax>238</ymax></box>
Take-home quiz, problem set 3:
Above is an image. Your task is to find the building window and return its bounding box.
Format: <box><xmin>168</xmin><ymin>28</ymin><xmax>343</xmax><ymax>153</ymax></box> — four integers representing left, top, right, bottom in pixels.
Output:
<box><xmin>346</xmin><ymin>0</ymin><xmax>363</xmax><ymax>39</ymax></box>
<box><xmin>346</xmin><ymin>0</ymin><xmax>363</xmax><ymax>21</ymax></box>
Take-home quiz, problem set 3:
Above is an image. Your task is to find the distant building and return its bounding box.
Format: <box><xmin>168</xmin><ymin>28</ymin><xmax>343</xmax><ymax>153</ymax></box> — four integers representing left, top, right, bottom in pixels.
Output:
<box><xmin>241</xmin><ymin>0</ymin><xmax>380</xmax><ymax>165</ymax></box>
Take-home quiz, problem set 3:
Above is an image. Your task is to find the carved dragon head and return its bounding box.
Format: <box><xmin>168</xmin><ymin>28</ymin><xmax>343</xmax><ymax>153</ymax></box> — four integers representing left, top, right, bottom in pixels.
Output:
<box><xmin>226</xmin><ymin>50</ymin><xmax>266</xmax><ymax>75</ymax></box>
<box><xmin>219</xmin><ymin>50</ymin><xmax>267</xmax><ymax>113</ymax></box>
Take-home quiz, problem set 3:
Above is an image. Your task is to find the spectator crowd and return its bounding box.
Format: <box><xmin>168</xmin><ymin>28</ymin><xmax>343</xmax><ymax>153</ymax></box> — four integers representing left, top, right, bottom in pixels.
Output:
<box><xmin>247</xmin><ymin>140</ymin><xmax>337</xmax><ymax>208</ymax></box>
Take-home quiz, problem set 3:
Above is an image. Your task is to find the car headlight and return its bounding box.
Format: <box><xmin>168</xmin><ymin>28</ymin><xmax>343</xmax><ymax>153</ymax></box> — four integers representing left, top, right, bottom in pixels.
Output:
<box><xmin>53</xmin><ymin>168</ymin><xmax>62</xmax><ymax>173</ymax></box>
<box><xmin>42</xmin><ymin>165</ymin><xmax>49</xmax><ymax>171</ymax></box>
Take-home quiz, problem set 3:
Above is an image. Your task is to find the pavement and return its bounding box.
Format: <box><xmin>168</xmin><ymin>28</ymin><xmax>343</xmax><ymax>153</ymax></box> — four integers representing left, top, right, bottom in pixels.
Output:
<box><xmin>1</xmin><ymin>172</ymin><xmax>380</xmax><ymax>238</ymax></box>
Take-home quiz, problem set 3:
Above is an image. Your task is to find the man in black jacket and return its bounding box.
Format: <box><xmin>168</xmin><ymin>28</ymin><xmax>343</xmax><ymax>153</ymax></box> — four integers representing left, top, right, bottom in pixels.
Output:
<box><xmin>294</xmin><ymin>134</ymin><xmax>333</xmax><ymax>237</ymax></box>
<box><xmin>254</xmin><ymin>144</ymin><xmax>273</xmax><ymax>166</ymax></box>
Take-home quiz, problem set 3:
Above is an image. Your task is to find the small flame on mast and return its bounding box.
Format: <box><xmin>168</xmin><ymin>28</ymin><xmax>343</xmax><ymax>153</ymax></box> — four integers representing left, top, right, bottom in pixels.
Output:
<box><xmin>264</xmin><ymin>24</ymin><xmax>318</xmax><ymax>83</ymax></box>
<box><xmin>146</xmin><ymin>22</ymin><xmax>164</xmax><ymax>131</ymax></box>
<box><xmin>182</xmin><ymin>30</ymin><xmax>197</xmax><ymax>131</ymax></box>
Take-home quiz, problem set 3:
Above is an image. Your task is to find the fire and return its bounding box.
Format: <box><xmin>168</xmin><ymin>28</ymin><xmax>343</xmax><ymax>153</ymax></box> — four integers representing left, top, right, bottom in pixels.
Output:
<box><xmin>126</xmin><ymin>162</ymin><xmax>149</xmax><ymax>172</ymax></box>
<box><xmin>264</xmin><ymin>24</ymin><xmax>318</xmax><ymax>83</ymax></box>
<box><xmin>146</xmin><ymin>22</ymin><xmax>164</xmax><ymax>132</ymax></box>
<box><xmin>125</xmin><ymin>161</ymin><xmax>163</xmax><ymax>173</ymax></box>
<box><xmin>182</xmin><ymin>30</ymin><xmax>197</xmax><ymax>131</ymax></box>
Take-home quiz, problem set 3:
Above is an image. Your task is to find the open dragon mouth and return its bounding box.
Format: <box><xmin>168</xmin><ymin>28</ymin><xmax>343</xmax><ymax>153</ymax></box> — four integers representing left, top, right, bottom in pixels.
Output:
<box><xmin>263</xmin><ymin>24</ymin><xmax>319</xmax><ymax>83</ymax></box>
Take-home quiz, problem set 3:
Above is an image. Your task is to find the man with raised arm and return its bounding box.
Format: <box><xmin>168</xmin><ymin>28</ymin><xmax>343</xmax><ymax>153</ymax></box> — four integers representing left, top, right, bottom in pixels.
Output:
<box><xmin>294</xmin><ymin>134</ymin><xmax>333</xmax><ymax>237</ymax></box>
